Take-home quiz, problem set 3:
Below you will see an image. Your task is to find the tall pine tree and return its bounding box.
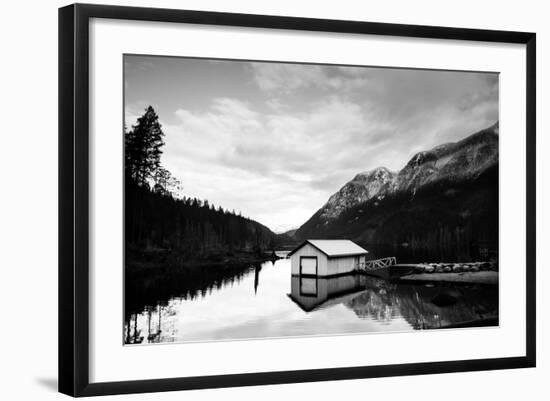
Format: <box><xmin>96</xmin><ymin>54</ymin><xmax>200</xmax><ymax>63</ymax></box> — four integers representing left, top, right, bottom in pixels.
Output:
<box><xmin>125</xmin><ymin>106</ymin><xmax>165</xmax><ymax>188</ymax></box>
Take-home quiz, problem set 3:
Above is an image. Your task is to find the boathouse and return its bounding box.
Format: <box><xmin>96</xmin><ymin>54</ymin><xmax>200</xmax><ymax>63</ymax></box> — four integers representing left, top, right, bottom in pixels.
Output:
<box><xmin>288</xmin><ymin>239</ymin><xmax>368</xmax><ymax>277</ymax></box>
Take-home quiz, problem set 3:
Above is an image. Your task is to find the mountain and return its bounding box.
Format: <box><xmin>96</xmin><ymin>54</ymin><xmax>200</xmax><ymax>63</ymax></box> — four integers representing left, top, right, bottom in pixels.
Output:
<box><xmin>320</xmin><ymin>167</ymin><xmax>396</xmax><ymax>220</ymax></box>
<box><xmin>282</xmin><ymin>228</ymin><xmax>298</xmax><ymax>238</ymax></box>
<box><xmin>395</xmin><ymin>122</ymin><xmax>498</xmax><ymax>193</ymax></box>
<box><xmin>295</xmin><ymin>122</ymin><xmax>499</xmax><ymax>263</ymax></box>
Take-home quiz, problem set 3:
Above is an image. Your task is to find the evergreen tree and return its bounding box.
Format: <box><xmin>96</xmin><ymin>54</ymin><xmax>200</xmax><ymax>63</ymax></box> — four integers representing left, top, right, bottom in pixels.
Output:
<box><xmin>125</xmin><ymin>106</ymin><xmax>165</xmax><ymax>187</ymax></box>
<box><xmin>124</xmin><ymin>105</ymin><xmax>281</xmax><ymax>258</ymax></box>
<box><xmin>153</xmin><ymin>167</ymin><xmax>183</xmax><ymax>198</ymax></box>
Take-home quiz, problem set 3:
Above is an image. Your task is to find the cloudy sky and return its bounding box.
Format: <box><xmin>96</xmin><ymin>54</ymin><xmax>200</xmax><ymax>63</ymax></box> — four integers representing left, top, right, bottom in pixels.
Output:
<box><xmin>124</xmin><ymin>55</ymin><xmax>498</xmax><ymax>233</ymax></box>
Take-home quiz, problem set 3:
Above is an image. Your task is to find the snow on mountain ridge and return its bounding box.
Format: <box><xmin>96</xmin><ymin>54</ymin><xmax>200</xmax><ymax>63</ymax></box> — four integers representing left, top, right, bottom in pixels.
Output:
<box><xmin>320</xmin><ymin>167</ymin><xmax>396</xmax><ymax>220</ymax></box>
<box><xmin>317</xmin><ymin>122</ymin><xmax>498</xmax><ymax>221</ymax></box>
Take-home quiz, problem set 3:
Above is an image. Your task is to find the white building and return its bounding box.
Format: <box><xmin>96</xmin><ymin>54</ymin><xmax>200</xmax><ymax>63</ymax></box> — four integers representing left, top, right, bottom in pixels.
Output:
<box><xmin>288</xmin><ymin>239</ymin><xmax>369</xmax><ymax>277</ymax></box>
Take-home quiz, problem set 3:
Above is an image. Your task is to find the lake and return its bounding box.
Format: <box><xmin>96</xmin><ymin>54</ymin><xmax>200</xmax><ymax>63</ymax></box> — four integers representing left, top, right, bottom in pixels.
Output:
<box><xmin>124</xmin><ymin>252</ymin><xmax>498</xmax><ymax>344</ymax></box>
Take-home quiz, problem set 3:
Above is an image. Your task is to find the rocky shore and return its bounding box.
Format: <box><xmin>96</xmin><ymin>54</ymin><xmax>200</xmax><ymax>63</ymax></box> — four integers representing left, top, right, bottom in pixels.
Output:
<box><xmin>412</xmin><ymin>261</ymin><xmax>498</xmax><ymax>274</ymax></box>
<box><xmin>395</xmin><ymin>262</ymin><xmax>499</xmax><ymax>285</ymax></box>
<box><xmin>399</xmin><ymin>271</ymin><xmax>498</xmax><ymax>285</ymax></box>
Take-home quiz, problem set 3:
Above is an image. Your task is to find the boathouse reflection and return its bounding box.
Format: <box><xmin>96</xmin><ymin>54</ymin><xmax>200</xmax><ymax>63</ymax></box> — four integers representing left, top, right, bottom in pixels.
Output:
<box><xmin>288</xmin><ymin>274</ymin><xmax>498</xmax><ymax>329</ymax></box>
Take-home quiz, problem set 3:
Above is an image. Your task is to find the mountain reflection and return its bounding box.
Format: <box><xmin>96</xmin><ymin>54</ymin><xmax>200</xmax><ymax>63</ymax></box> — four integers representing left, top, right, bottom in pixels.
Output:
<box><xmin>289</xmin><ymin>274</ymin><xmax>498</xmax><ymax>330</ymax></box>
<box><xmin>125</xmin><ymin>258</ymin><xmax>498</xmax><ymax>345</ymax></box>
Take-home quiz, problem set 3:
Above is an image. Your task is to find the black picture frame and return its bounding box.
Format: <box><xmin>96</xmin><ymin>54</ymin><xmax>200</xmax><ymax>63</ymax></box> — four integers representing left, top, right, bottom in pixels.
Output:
<box><xmin>59</xmin><ymin>3</ymin><xmax>536</xmax><ymax>397</ymax></box>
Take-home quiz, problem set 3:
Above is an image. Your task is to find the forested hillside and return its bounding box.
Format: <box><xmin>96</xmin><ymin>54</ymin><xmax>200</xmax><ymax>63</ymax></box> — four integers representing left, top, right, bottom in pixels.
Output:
<box><xmin>125</xmin><ymin>106</ymin><xmax>279</xmax><ymax>268</ymax></box>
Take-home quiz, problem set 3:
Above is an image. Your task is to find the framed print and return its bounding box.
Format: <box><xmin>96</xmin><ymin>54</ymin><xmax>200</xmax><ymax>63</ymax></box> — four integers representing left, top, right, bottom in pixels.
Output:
<box><xmin>58</xmin><ymin>3</ymin><xmax>536</xmax><ymax>397</ymax></box>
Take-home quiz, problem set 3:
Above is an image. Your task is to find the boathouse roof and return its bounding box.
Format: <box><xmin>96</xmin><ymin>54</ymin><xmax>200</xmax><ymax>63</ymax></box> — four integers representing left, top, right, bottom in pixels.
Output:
<box><xmin>288</xmin><ymin>239</ymin><xmax>368</xmax><ymax>258</ymax></box>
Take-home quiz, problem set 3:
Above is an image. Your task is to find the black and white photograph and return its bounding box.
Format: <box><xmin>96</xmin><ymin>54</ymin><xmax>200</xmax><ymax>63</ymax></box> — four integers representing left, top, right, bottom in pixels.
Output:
<box><xmin>124</xmin><ymin>55</ymin><xmax>500</xmax><ymax>344</ymax></box>
<box><xmin>0</xmin><ymin>0</ymin><xmax>543</xmax><ymax>399</ymax></box>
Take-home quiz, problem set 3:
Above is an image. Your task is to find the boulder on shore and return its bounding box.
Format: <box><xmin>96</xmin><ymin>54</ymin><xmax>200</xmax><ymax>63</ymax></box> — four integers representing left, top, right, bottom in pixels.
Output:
<box><xmin>452</xmin><ymin>264</ymin><xmax>463</xmax><ymax>272</ymax></box>
<box><xmin>407</xmin><ymin>261</ymin><xmax>498</xmax><ymax>275</ymax></box>
<box><xmin>424</xmin><ymin>265</ymin><xmax>435</xmax><ymax>273</ymax></box>
<box><xmin>414</xmin><ymin>265</ymin><xmax>426</xmax><ymax>273</ymax></box>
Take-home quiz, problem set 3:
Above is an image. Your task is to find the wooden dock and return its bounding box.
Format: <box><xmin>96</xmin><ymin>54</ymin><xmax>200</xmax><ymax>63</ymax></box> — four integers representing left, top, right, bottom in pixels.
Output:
<box><xmin>356</xmin><ymin>257</ymin><xmax>396</xmax><ymax>272</ymax></box>
<box><xmin>354</xmin><ymin>257</ymin><xmax>414</xmax><ymax>279</ymax></box>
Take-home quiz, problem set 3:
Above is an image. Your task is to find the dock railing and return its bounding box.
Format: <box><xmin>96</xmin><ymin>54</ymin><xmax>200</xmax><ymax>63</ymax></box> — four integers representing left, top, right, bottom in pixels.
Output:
<box><xmin>356</xmin><ymin>257</ymin><xmax>397</xmax><ymax>272</ymax></box>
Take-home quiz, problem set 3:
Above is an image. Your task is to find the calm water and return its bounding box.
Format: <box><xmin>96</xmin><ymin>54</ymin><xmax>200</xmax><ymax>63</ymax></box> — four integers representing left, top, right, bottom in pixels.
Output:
<box><xmin>124</xmin><ymin>252</ymin><xmax>498</xmax><ymax>344</ymax></box>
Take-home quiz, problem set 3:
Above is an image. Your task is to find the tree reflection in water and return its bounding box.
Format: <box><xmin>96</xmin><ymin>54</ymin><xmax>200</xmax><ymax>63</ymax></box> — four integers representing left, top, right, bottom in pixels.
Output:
<box><xmin>124</xmin><ymin>259</ymin><xmax>498</xmax><ymax>345</ymax></box>
<box><xmin>289</xmin><ymin>274</ymin><xmax>498</xmax><ymax>329</ymax></box>
<box><xmin>344</xmin><ymin>277</ymin><xmax>498</xmax><ymax>329</ymax></box>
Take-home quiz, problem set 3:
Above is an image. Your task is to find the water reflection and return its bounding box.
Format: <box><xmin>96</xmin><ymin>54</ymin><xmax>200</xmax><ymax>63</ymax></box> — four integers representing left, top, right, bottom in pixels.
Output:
<box><xmin>343</xmin><ymin>277</ymin><xmax>498</xmax><ymax>329</ymax></box>
<box><xmin>288</xmin><ymin>275</ymin><xmax>366</xmax><ymax>312</ymax></box>
<box><xmin>124</xmin><ymin>256</ymin><xmax>498</xmax><ymax>344</ymax></box>
<box><xmin>253</xmin><ymin>265</ymin><xmax>261</xmax><ymax>295</ymax></box>
<box><xmin>288</xmin><ymin>275</ymin><xmax>498</xmax><ymax>329</ymax></box>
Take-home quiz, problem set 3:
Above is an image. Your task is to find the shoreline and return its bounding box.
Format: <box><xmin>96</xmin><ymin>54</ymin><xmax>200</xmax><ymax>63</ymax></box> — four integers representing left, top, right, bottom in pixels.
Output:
<box><xmin>364</xmin><ymin>262</ymin><xmax>498</xmax><ymax>285</ymax></box>
<box><xmin>126</xmin><ymin>250</ymin><xmax>283</xmax><ymax>275</ymax></box>
<box><xmin>396</xmin><ymin>261</ymin><xmax>498</xmax><ymax>285</ymax></box>
<box><xmin>397</xmin><ymin>271</ymin><xmax>498</xmax><ymax>285</ymax></box>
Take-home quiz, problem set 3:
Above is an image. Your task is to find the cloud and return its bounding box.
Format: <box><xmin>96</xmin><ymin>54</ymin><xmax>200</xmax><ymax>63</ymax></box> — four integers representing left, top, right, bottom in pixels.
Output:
<box><xmin>167</xmin><ymin>96</ymin><xmax>373</xmax><ymax>178</ymax></box>
<box><xmin>248</xmin><ymin>63</ymin><xmax>369</xmax><ymax>93</ymax></box>
<box><xmin>124</xmin><ymin>57</ymin><xmax>155</xmax><ymax>73</ymax></box>
<box><xmin>126</xmin><ymin>57</ymin><xmax>498</xmax><ymax>232</ymax></box>
<box><xmin>161</xmin><ymin>96</ymin><xmax>381</xmax><ymax>231</ymax></box>
<box><xmin>265</xmin><ymin>98</ymin><xmax>285</xmax><ymax>112</ymax></box>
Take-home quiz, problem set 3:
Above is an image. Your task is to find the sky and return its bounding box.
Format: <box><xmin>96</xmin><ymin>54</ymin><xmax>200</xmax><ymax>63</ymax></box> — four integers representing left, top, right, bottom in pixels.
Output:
<box><xmin>124</xmin><ymin>55</ymin><xmax>498</xmax><ymax>233</ymax></box>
